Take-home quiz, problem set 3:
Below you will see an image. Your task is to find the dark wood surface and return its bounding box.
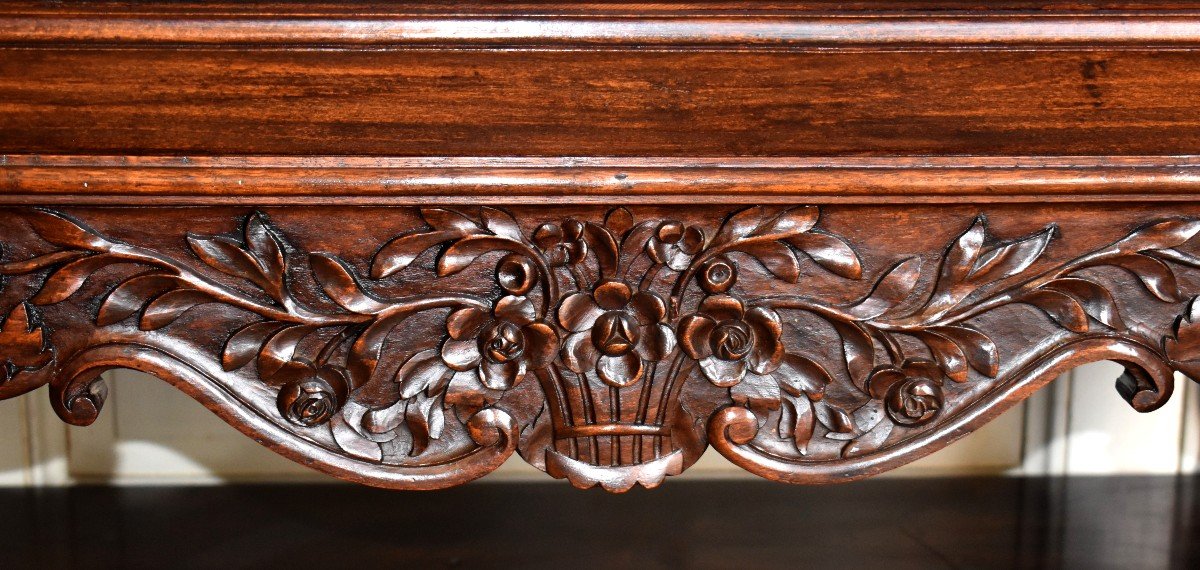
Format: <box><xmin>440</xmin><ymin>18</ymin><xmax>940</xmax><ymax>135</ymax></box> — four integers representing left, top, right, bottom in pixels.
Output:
<box><xmin>1</xmin><ymin>477</ymin><xmax>1198</xmax><ymax>569</ymax></box>
<box><xmin>3</xmin><ymin>1</ymin><xmax>1200</xmax><ymax>493</ymax></box>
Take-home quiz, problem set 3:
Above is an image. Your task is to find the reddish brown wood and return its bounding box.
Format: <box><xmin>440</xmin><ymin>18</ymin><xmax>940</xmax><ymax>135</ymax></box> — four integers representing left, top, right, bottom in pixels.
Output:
<box><xmin>6</xmin><ymin>48</ymin><xmax>1200</xmax><ymax>157</ymax></box>
<box><xmin>2</xmin><ymin>1</ymin><xmax>1199</xmax><ymax>491</ymax></box>
<box><xmin>2</xmin><ymin>205</ymin><xmax>1198</xmax><ymax>490</ymax></box>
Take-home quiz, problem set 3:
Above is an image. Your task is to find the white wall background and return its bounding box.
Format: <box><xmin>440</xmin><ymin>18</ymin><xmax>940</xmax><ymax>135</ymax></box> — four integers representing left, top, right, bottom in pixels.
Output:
<box><xmin>0</xmin><ymin>363</ymin><xmax>1195</xmax><ymax>486</ymax></box>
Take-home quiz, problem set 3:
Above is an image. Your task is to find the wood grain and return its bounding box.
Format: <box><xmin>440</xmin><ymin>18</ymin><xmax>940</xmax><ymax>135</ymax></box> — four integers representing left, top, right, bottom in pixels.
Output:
<box><xmin>4</xmin><ymin>49</ymin><xmax>1200</xmax><ymax>156</ymax></box>
<box><xmin>2</xmin><ymin>1</ymin><xmax>1200</xmax><ymax>491</ymax></box>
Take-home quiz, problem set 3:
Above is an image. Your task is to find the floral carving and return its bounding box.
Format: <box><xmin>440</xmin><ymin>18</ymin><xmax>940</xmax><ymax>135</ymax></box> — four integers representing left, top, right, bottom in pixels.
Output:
<box><xmin>866</xmin><ymin>359</ymin><xmax>945</xmax><ymax>427</ymax></box>
<box><xmin>559</xmin><ymin>281</ymin><xmax>674</xmax><ymax>387</ymax></box>
<box><xmin>680</xmin><ymin>294</ymin><xmax>783</xmax><ymax>387</ymax></box>
<box><xmin>2</xmin><ymin>206</ymin><xmax>1200</xmax><ymax>490</ymax></box>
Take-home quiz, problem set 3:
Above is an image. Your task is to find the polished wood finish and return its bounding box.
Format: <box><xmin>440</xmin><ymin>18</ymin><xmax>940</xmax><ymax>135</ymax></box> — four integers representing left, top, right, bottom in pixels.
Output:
<box><xmin>2</xmin><ymin>1</ymin><xmax>1200</xmax><ymax>491</ymax></box>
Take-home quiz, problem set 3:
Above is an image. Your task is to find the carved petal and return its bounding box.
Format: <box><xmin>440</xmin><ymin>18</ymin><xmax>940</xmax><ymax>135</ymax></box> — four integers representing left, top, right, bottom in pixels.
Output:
<box><xmin>593</xmin><ymin>280</ymin><xmax>632</xmax><ymax>310</ymax></box>
<box><xmin>441</xmin><ymin>338</ymin><xmax>482</xmax><ymax>371</ymax></box>
<box><xmin>446</xmin><ymin>307</ymin><xmax>488</xmax><ymax>340</ymax></box>
<box><xmin>678</xmin><ymin>314</ymin><xmax>716</xmax><ymax>360</ymax></box>
<box><xmin>494</xmin><ymin>295</ymin><xmax>536</xmax><ymax>326</ymax></box>
<box><xmin>700</xmin><ymin>356</ymin><xmax>746</xmax><ymax>387</ymax></box>
<box><xmin>699</xmin><ymin>294</ymin><xmax>744</xmax><ymax>322</ymax></box>
<box><xmin>522</xmin><ymin>322</ymin><xmax>559</xmax><ymax>368</ymax></box>
<box><xmin>636</xmin><ymin>323</ymin><xmax>676</xmax><ymax>362</ymax></box>
<box><xmin>559</xmin><ymin>293</ymin><xmax>602</xmax><ymax>331</ymax></box>
<box><xmin>597</xmin><ymin>352</ymin><xmax>644</xmax><ymax>387</ymax></box>
<box><xmin>629</xmin><ymin>291</ymin><xmax>667</xmax><ymax>324</ymax></box>
<box><xmin>479</xmin><ymin>359</ymin><xmax>524</xmax><ymax>391</ymax></box>
<box><xmin>561</xmin><ymin>331</ymin><xmax>599</xmax><ymax>373</ymax></box>
<box><xmin>746</xmin><ymin>306</ymin><xmax>784</xmax><ymax>374</ymax></box>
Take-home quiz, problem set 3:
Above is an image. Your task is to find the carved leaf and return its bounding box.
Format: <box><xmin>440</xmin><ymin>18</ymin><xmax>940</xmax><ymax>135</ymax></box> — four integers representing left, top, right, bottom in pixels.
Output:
<box><xmin>1041</xmin><ymin>277</ymin><xmax>1124</xmax><ymax>330</ymax></box>
<box><xmin>139</xmin><ymin>289</ymin><xmax>213</xmax><ymax>330</ymax></box>
<box><xmin>395</xmin><ymin>349</ymin><xmax>453</xmax><ymax>399</ymax></box>
<box><xmin>927</xmin><ymin>325</ymin><xmax>999</xmax><ymax>377</ymax></box>
<box><xmin>0</xmin><ymin>303</ymin><xmax>52</xmax><ymax>369</ymax></box>
<box><xmin>843</xmin><ymin>418</ymin><xmax>894</xmax><ymax>458</ymax></box>
<box><xmin>421</xmin><ymin>208</ymin><xmax>481</xmax><ymax>233</ymax></box>
<box><xmin>787</xmin><ymin>232</ymin><xmax>863</xmax><ymax>279</ymax></box>
<box><xmin>257</xmin><ymin>325</ymin><xmax>315</xmax><ymax>380</ymax></box>
<box><xmin>406</xmin><ymin>394</ymin><xmax>445</xmax><ymax>456</ymax></box>
<box><xmin>437</xmin><ymin>236</ymin><xmax>521</xmax><ymax>276</ymax></box>
<box><xmin>371</xmin><ymin>230</ymin><xmax>463</xmax><ymax>278</ymax></box>
<box><xmin>845</xmin><ymin>257</ymin><xmax>923</xmax><ymax>320</ymax></box>
<box><xmin>736</xmin><ymin>240</ymin><xmax>800</xmax><ymax>283</ymax></box>
<box><xmin>1106</xmin><ymin>254</ymin><xmax>1182</xmax><ymax>302</ymax></box>
<box><xmin>941</xmin><ymin>217</ymin><xmax>986</xmax><ymax>287</ymax></box>
<box><xmin>222</xmin><ymin>321</ymin><xmax>289</xmax><ymax>371</ymax></box>
<box><xmin>967</xmin><ymin>224</ymin><xmax>1055</xmax><ymax>283</ymax></box>
<box><xmin>481</xmin><ymin>207</ymin><xmax>523</xmax><ymax>241</ymax></box>
<box><xmin>830</xmin><ymin>320</ymin><xmax>875</xmax><ymax>388</ymax></box>
<box><xmin>23</xmin><ymin>209</ymin><xmax>111</xmax><ymax>251</ymax></box>
<box><xmin>748</xmin><ymin>206</ymin><xmax>818</xmax><ymax>240</ymax></box>
<box><xmin>363</xmin><ymin>400</ymin><xmax>408</xmax><ymax>436</ymax></box>
<box><xmin>309</xmin><ymin>253</ymin><xmax>385</xmax><ymax>314</ymax></box>
<box><xmin>775</xmin><ymin>354</ymin><xmax>833</xmax><ymax>400</ymax></box>
<box><xmin>915</xmin><ymin>331</ymin><xmax>970</xmax><ymax>382</ymax></box>
<box><xmin>187</xmin><ymin>235</ymin><xmax>268</xmax><ymax>286</ymax></box>
<box><xmin>730</xmin><ymin>375</ymin><xmax>782</xmax><ymax>415</ymax></box>
<box><xmin>582</xmin><ymin>223</ymin><xmax>620</xmax><ymax>277</ymax></box>
<box><xmin>815</xmin><ymin>401</ymin><xmax>855</xmax><ymax>434</ymax></box>
<box><xmin>713</xmin><ymin>206</ymin><xmax>776</xmax><ymax>246</ymax></box>
<box><xmin>1151</xmin><ymin>248</ymin><xmax>1200</xmax><ymax>269</ymax></box>
<box><xmin>30</xmin><ymin>254</ymin><xmax>116</xmax><ymax>305</ymax></box>
<box><xmin>243</xmin><ymin>213</ymin><xmax>286</xmax><ymax>283</ymax></box>
<box><xmin>1112</xmin><ymin>218</ymin><xmax>1200</xmax><ymax>253</ymax></box>
<box><xmin>1166</xmin><ymin>298</ymin><xmax>1200</xmax><ymax>376</ymax></box>
<box><xmin>1023</xmin><ymin>289</ymin><xmax>1089</xmax><ymax>333</ymax></box>
<box><xmin>96</xmin><ymin>273</ymin><xmax>180</xmax><ymax>326</ymax></box>
<box><xmin>779</xmin><ymin>396</ymin><xmax>816</xmax><ymax>455</ymax></box>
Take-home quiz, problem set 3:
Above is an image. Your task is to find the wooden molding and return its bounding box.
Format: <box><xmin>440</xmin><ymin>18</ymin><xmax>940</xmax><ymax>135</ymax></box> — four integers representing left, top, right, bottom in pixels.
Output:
<box><xmin>3</xmin><ymin>1</ymin><xmax>1199</xmax><ymax>491</ymax></box>
<box><xmin>5</xmin><ymin>155</ymin><xmax>1200</xmax><ymax>204</ymax></box>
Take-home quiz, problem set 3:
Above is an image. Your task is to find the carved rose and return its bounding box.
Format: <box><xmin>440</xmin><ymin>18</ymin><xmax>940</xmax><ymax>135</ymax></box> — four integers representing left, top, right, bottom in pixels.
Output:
<box><xmin>679</xmin><ymin>295</ymin><xmax>784</xmax><ymax>387</ymax></box>
<box><xmin>271</xmin><ymin>361</ymin><xmax>350</xmax><ymax>427</ymax></box>
<box><xmin>559</xmin><ymin>280</ymin><xmax>675</xmax><ymax>387</ymax></box>
<box><xmin>533</xmin><ymin>220</ymin><xmax>588</xmax><ymax>267</ymax></box>
<box><xmin>441</xmin><ymin>296</ymin><xmax>558</xmax><ymax>391</ymax></box>
<box><xmin>866</xmin><ymin>359</ymin><xmax>945</xmax><ymax>427</ymax></box>
<box><xmin>647</xmin><ymin>221</ymin><xmax>704</xmax><ymax>271</ymax></box>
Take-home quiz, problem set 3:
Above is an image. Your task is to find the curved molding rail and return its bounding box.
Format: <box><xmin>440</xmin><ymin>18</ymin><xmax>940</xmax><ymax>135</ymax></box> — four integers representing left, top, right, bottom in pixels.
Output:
<box><xmin>2</xmin><ymin>204</ymin><xmax>1198</xmax><ymax>491</ymax></box>
<box><xmin>5</xmin><ymin>13</ymin><xmax>1200</xmax><ymax>48</ymax></box>
<box><xmin>5</xmin><ymin>156</ymin><xmax>1200</xmax><ymax>205</ymax></box>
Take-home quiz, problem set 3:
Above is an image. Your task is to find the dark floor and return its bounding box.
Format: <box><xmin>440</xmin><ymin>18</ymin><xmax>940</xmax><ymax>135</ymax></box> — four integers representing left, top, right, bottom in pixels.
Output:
<box><xmin>0</xmin><ymin>476</ymin><xmax>1197</xmax><ymax>569</ymax></box>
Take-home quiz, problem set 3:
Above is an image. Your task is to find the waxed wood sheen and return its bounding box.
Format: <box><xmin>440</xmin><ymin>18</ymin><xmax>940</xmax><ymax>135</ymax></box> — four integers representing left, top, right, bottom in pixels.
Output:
<box><xmin>4</xmin><ymin>49</ymin><xmax>1200</xmax><ymax>157</ymax></box>
<box><xmin>1</xmin><ymin>0</ymin><xmax>1199</xmax><ymax>492</ymax></box>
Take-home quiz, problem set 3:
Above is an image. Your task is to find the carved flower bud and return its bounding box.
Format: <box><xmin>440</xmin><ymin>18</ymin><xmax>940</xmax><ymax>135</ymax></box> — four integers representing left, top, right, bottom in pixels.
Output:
<box><xmin>647</xmin><ymin>221</ymin><xmax>704</xmax><ymax>271</ymax></box>
<box><xmin>496</xmin><ymin>254</ymin><xmax>537</xmax><ymax>295</ymax></box>
<box><xmin>479</xmin><ymin>320</ymin><xmax>526</xmax><ymax>363</ymax></box>
<box><xmin>885</xmin><ymin>377</ymin><xmax>943</xmax><ymax>426</ymax></box>
<box><xmin>533</xmin><ymin>219</ymin><xmax>588</xmax><ymax>266</ymax></box>
<box><xmin>710</xmin><ymin>321</ymin><xmax>753</xmax><ymax>361</ymax></box>
<box><xmin>276</xmin><ymin>367</ymin><xmax>348</xmax><ymax>428</ymax></box>
<box><xmin>699</xmin><ymin>257</ymin><xmax>737</xmax><ymax>294</ymax></box>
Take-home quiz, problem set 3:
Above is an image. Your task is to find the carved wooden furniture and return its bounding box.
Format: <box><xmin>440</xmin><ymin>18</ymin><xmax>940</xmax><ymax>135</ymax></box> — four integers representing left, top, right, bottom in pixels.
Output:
<box><xmin>3</xmin><ymin>2</ymin><xmax>1200</xmax><ymax>492</ymax></box>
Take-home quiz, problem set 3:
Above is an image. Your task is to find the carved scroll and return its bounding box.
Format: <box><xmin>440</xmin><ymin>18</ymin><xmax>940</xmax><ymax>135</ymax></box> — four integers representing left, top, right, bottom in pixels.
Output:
<box><xmin>1</xmin><ymin>206</ymin><xmax>1197</xmax><ymax>491</ymax></box>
